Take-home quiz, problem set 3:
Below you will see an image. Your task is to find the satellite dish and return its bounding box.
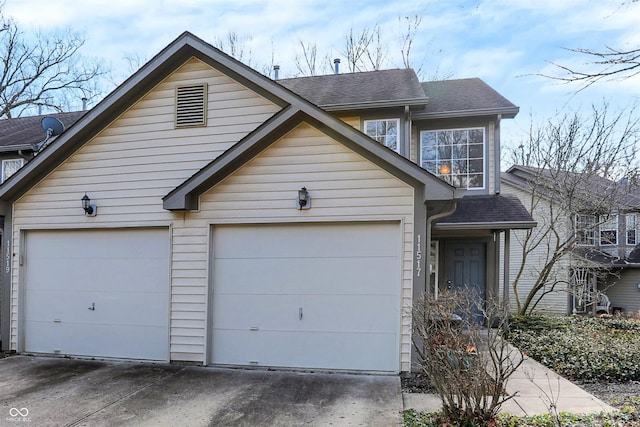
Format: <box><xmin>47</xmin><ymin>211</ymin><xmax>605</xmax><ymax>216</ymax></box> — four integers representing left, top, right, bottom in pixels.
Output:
<box><xmin>33</xmin><ymin>117</ymin><xmax>65</xmax><ymax>152</ymax></box>
<box><xmin>41</xmin><ymin>116</ymin><xmax>65</xmax><ymax>137</ymax></box>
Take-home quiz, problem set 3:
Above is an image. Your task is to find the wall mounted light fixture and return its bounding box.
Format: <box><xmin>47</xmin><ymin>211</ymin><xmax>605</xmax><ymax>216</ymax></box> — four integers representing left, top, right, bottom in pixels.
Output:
<box><xmin>81</xmin><ymin>194</ymin><xmax>97</xmax><ymax>216</ymax></box>
<box><xmin>297</xmin><ymin>187</ymin><xmax>311</xmax><ymax>210</ymax></box>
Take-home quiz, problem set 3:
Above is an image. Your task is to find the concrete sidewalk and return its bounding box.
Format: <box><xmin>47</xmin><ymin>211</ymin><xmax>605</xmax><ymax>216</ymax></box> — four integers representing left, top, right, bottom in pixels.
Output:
<box><xmin>403</xmin><ymin>355</ymin><xmax>615</xmax><ymax>417</ymax></box>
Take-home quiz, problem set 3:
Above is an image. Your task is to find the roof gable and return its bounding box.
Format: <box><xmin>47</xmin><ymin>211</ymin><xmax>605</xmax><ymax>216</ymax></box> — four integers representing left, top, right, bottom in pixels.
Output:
<box><xmin>0</xmin><ymin>32</ymin><xmax>461</xmax><ymax>208</ymax></box>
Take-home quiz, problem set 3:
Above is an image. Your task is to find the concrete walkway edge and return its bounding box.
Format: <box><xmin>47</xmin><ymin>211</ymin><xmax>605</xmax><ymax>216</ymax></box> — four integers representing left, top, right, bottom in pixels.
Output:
<box><xmin>403</xmin><ymin>355</ymin><xmax>616</xmax><ymax>417</ymax></box>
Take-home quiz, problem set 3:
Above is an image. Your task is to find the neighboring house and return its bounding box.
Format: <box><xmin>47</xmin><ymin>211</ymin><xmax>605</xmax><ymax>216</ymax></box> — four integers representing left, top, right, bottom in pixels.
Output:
<box><xmin>0</xmin><ymin>112</ymin><xmax>85</xmax><ymax>183</ymax></box>
<box><xmin>0</xmin><ymin>32</ymin><xmax>533</xmax><ymax>373</ymax></box>
<box><xmin>502</xmin><ymin>165</ymin><xmax>640</xmax><ymax>316</ymax></box>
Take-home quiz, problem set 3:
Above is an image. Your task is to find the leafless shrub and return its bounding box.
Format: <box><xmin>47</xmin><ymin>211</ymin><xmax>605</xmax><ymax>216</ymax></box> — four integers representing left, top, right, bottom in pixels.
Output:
<box><xmin>412</xmin><ymin>289</ymin><xmax>523</xmax><ymax>425</ymax></box>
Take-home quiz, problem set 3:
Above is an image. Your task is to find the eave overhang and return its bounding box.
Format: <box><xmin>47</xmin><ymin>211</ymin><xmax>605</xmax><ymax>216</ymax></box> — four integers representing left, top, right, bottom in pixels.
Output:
<box><xmin>321</xmin><ymin>98</ymin><xmax>428</xmax><ymax>112</ymax></box>
<box><xmin>0</xmin><ymin>144</ymin><xmax>33</xmax><ymax>152</ymax></box>
<box><xmin>412</xmin><ymin>106</ymin><xmax>519</xmax><ymax>120</ymax></box>
<box><xmin>434</xmin><ymin>220</ymin><xmax>537</xmax><ymax>231</ymax></box>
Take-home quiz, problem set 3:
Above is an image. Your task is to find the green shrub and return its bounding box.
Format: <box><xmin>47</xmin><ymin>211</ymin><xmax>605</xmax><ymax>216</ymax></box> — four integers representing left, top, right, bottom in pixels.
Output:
<box><xmin>403</xmin><ymin>409</ymin><xmax>640</xmax><ymax>426</ymax></box>
<box><xmin>508</xmin><ymin>315</ymin><xmax>640</xmax><ymax>382</ymax></box>
<box><xmin>508</xmin><ymin>315</ymin><xmax>568</xmax><ymax>333</ymax></box>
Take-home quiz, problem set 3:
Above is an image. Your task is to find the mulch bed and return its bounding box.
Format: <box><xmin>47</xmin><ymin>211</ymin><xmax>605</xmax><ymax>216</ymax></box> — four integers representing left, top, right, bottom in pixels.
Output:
<box><xmin>578</xmin><ymin>380</ymin><xmax>640</xmax><ymax>410</ymax></box>
<box><xmin>401</xmin><ymin>373</ymin><xmax>437</xmax><ymax>394</ymax></box>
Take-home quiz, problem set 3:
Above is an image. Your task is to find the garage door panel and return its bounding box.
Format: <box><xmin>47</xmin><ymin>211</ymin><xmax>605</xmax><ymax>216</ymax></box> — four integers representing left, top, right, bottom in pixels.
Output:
<box><xmin>214</xmin><ymin>257</ymin><xmax>398</xmax><ymax>295</ymax></box>
<box><xmin>212</xmin><ymin>329</ymin><xmax>397</xmax><ymax>371</ymax></box>
<box><xmin>26</xmin><ymin>229</ymin><xmax>167</xmax><ymax>258</ymax></box>
<box><xmin>26</xmin><ymin>258</ymin><xmax>167</xmax><ymax>293</ymax></box>
<box><xmin>25</xmin><ymin>289</ymin><xmax>168</xmax><ymax>326</ymax></box>
<box><xmin>211</xmin><ymin>222</ymin><xmax>401</xmax><ymax>372</ymax></box>
<box><xmin>212</xmin><ymin>294</ymin><xmax>397</xmax><ymax>332</ymax></box>
<box><xmin>24</xmin><ymin>229</ymin><xmax>170</xmax><ymax>361</ymax></box>
<box><xmin>24</xmin><ymin>322</ymin><xmax>167</xmax><ymax>360</ymax></box>
<box><xmin>214</xmin><ymin>223</ymin><xmax>399</xmax><ymax>259</ymax></box>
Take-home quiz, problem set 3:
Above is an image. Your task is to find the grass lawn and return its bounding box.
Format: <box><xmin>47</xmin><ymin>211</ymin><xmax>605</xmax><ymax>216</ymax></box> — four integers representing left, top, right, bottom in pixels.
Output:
<box><xmin>404</xmin><ymin>315</ymin><xmax>640</xmax><ymax>427</ymax></box>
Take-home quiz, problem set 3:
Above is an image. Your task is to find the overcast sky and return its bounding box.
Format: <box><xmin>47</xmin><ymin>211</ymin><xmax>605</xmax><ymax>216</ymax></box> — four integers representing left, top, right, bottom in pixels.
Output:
<box><xmin>4</xmin><ymin>0</ymin><xmax>639</xmax><ymax>159</ymax></box>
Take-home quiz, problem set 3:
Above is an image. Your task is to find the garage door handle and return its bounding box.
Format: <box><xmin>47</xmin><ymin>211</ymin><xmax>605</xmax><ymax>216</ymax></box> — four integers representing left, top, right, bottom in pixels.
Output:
<box><xmin>299</xmin><ymin>307</ymin><xmax>303</xmax><ymax>320</ymax></box>
<box><xmin>88</xmin><ymin>302</ymin><xmax>95</xmax><ymax>311</ymax></box>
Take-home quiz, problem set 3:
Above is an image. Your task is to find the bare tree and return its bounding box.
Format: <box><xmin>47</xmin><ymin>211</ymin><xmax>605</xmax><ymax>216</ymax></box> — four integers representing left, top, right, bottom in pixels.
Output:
<box><xmin>341</xmin><ymin>24</ymin><xmax>388</xmax><ymax>73</ymax></box>
<box><xmin>540</xmin><ymin>2</ymin><xmax>639</xmax><ymax>90</ymax></box>
<box><xmin>0</xmin><ymin>8</ymin><xmax>106</xmax><ymax>118</ymax></box>
<box><xmin>294</xmin><ymin>40</ymin><xmax>332</xmax><ymax>76</ymax></box>
<box><xmin>213</xmin><ymin>31</ymin><xmax>277</xmax><ymax>77</ymax></box>
<box><xmin>507</xmin><ymin>103</ymin><xmax>640</xmax><ymax>315</ymax></box>
<box><xmin>213</xmin><ymin>31</ymin><xmax>255</xmax><ymax>67</ymax></box>
<box><xmin>399</xmin><ymin>15</ymin><xmax>422</xmax><ymax>71</ymax></box>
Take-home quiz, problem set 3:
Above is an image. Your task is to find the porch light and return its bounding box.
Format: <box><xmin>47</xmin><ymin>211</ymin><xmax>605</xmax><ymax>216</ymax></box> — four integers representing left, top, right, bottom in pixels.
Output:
<box><xmin>81</xmin><ymin>194</ymin><xmax>97</xmax><ymax>216</ymax></box>
<box><xmin>297</xmin><ymin>187</ymin><xmax>311</xmax><ymax>210</ymax></box>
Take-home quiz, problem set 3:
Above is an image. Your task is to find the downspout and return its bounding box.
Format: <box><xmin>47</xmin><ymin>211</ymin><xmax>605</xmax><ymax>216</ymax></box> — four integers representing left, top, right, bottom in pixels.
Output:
<box><xmin>425</xmin><ymin>202</ymin><xmax>458</xmax><ymax>293</ymax></box>
<box><xmin>495</xmin><ymin>114</ymin><xmax>502</xmax><ymax>194</ymax></box>
<box><xmin>404</xmin><ymin>105</ymin><xmax>411</xmax><ymax>159</ymax></box>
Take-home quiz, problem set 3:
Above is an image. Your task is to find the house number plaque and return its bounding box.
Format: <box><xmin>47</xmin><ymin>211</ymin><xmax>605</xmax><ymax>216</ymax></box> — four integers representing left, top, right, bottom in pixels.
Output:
<box><xmin>5</xmin><ymin>239</ymin><xmax>9</xmax><ymax>274</ymax></box>
<box><xmin>416</xmin><ymin>234</ymin><xmax>422</xmax><ymax>277</ymax></box>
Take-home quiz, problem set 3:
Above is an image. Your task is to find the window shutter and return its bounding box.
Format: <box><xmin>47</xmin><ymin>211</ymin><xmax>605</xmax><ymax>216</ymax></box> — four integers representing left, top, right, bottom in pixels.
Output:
<box><xmin>176</xmin><ymin>84</ymin><xmax>207</xmax><ymax>127</ymax></box>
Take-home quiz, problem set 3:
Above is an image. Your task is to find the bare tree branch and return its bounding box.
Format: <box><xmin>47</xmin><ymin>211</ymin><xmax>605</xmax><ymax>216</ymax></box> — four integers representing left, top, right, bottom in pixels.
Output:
<box><xmin>539</xmin><ymin>2</ymin><xmax>640</xmax><ymax>90</ymax></box>
<box><xmin>0</xmin><ymin>8</ymin><xmax>107</xmax><ymax>118</ymax></box>
<box><xmin>541</xmin><ymin>46</ymin><xmax>640</xmax><ymax>91</ymax></box>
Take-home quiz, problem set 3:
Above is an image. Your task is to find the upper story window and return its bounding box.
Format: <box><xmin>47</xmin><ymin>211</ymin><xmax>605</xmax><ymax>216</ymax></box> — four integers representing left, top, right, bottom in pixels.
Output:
<box><xmin>364</xmin><ymin>119</ymin><xmax>400</xmax><ymax>153</ymax></box>
<box><xmin>420</xmin><ymin>128</ymin><xmax>484</xmax><ymax>189</ymax></box>
<box><xmin>627</xmin><ymin>214</ymin><xmax>637</xmax><ymax>245</ymax></box>
<box><xmin>575</xmin><ymin>214</ymin><xmax>596</xmax><ymax>246</ymax></box>
<box><xmin>599</xmin><ymin>215</ymin><xmax>618</xmax><ymax>246</ymax></box>
<box><xmin>2</xmin><ymin>158</ymin><xmax>24</xmax><ymax>183</ymax></box>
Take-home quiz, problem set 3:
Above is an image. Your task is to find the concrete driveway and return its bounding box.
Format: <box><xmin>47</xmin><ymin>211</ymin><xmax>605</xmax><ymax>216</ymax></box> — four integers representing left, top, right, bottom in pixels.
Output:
<box><xmin>0</xmin><ymin>356</ymin><xmax>402</xmax><ymax>426</ymax></box>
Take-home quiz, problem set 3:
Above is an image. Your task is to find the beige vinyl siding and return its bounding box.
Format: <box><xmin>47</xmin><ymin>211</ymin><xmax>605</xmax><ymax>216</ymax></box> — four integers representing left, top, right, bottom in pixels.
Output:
<box><xmin>500</xmin><ymin>182</ymin><xmax>569</xmax><ymax>314</ymax></box>
<box><xmin>338</xmin><ymin>116</ymin><xmax>360</xmax><ymax>128</ymax></box>
<box><xmin>603</xmin><ymin>270</ymin><xmax>640</xmax><ymax>314</ymax></box>
<box><xmin>9</xmin><ymin>57</ymin><xmax>280</xmax><ymax>357</ymax></box>
<box><xmin>183</xmin><ymin>122</ymin><xmax>415</xmax><ymax>372</ymax></box>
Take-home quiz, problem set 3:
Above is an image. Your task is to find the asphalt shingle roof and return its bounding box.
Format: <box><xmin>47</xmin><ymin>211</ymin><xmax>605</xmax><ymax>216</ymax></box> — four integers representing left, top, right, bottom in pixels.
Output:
<box><xmin>503</xmin><ymin>165</ymin><xmax>640</xmax><ymax>211</ymax></box>
<box><xmin>0</xmin><ymin>111</ymin><xmax>86</xmax><ymax>151</ymax></box>
<box><xmin>437</xmin><ymin>194</ymin><xmax>535</xmax><ymax>226</ymax></box>
<box><xmin>421</xmin><ymin>78</ymin><xmax>518</xmax><ymax>116</ymax></box>
<box><xmin>278</xmin><ymin>69</ymin><xmax>427</xmax><ymax>107</ymax></box>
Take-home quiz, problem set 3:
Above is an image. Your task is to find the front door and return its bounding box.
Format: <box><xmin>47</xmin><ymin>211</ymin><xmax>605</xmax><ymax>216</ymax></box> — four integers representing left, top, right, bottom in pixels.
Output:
<box><xmin>445</xmin><ymin>242</ymin><xmax>486</xmax><ymax>321</ymax></box>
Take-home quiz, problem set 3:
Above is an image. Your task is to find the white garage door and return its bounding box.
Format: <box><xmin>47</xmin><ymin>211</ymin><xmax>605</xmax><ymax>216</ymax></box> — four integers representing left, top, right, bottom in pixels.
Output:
<box><xmin>211</xmin><ymin>222</ymin><xmax>401</xmax><ymax>372</ymax></box>
<box><xmin>24</xmin><ymin>228</ymin><xmax>170</xmax><ymax>360</ymax></box>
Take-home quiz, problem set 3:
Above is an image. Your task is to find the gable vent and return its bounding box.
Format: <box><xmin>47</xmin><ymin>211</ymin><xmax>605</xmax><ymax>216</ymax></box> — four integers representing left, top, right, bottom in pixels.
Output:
<box><xmin>176</xmin><ymin>84</ymin><xmax>207</xmax><ymax>127</ymax></box>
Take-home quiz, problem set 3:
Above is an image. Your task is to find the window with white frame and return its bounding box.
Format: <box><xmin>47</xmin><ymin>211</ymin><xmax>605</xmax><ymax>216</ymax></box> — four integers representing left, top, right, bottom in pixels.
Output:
<box><xmin>575</xmin><ymin>214</ymin><xmax>596</xmax><ymax>246</ymax></box>
<box><xmin>599</xmin><ymin>215</ymin><xmax>618</xmax><ymax>246</ymax></box>
<box><xmin>1</xmin><ymin>158</ymin><xmax>24</xmax><ymax>183</ymax></box>
<box><xmin>627</xmin><ymin>214</ymin><xmax>637</xmax><ymax>245</ymax></box>
<box><xmin>420</xmin><ymin>128</ymin><xmax>485</xmax><ymax>189</ymax></box>
<box><xmin>364</xmin><ymin>119</ymin><xmax>400</xmax><ymax>152</ymax></box>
